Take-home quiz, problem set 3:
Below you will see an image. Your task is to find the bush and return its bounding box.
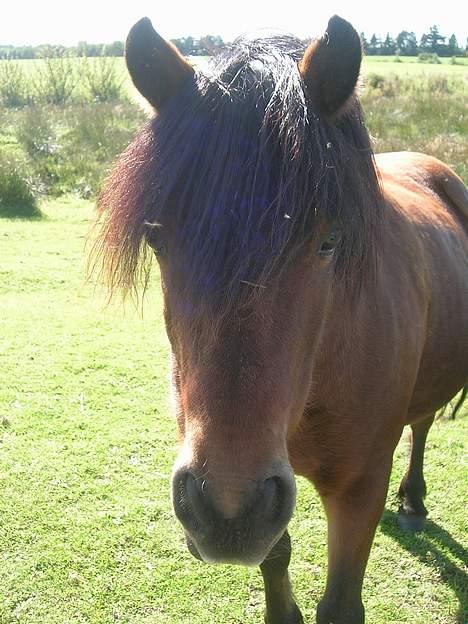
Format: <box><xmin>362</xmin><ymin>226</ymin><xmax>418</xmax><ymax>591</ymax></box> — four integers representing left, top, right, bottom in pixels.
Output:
<box><xmin>80</xmin><ymin>55</ymin><xmax>124</xmax><ymax>102</ymax></box>
<box><xmin>361</xmin><ymin>74</ymin><xmax>466</xmax><ymax>180</ymax></box>
<box><xmin>13</xmin><ymin>101</ymin><xmax>146</xmax><ymax>198</ymax></box>
<box><xmin>428</xmin><ymin>75</ymin><xmax>450</xmax><ymax>94</ymax></box>
<box><xmin>59</xmin><ymin>101</ymin><xmax>146</xmax><ymax>197</ymax></box>
<box><xmin>15</xmin><ymin>106</ymin><xmax>58</xmax><ymax>159</ymax></box>
<box><xmin>365</xmin><ymin>73</ymin><xmax>402</xmax><ymax>97</ymax></box>
<box><xmin>0</xmin><ymin>57</ymin><xmax>29</xmax><ymax>107</ymax></box>
<box><xmin>15</xmin><ymin>106</ymin><xmax>61</xmax><ymax>193</ymax></box>
<box><xmin>0</xmin><ymin>156</ymin><xmax>41</xmax><ymax>218</ymax></box>
<box><xmin>366</xmin><ymin>73</ymin><xmax>386</xmax><ymax>90</ymax></box>
<box><xmin>32</xmin><ymin>47</ymin><xmax>77</xmax><ymax>104</ymax></box>
<box><xmin>417</xmin><ymin>52</ymin><xmax>441</xmax><ymax>64</ymax></box>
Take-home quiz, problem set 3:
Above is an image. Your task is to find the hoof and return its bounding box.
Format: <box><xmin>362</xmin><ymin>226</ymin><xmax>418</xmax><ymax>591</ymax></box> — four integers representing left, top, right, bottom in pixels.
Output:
<box><xmin>397</xmin><ymin>511</ymin><xmax>426</xmax><ymax>532</ymax></box>
<box><xmin>265</xmin><ymin>604</ymin><xmax>304</xmax><ymax>624</ymax></box>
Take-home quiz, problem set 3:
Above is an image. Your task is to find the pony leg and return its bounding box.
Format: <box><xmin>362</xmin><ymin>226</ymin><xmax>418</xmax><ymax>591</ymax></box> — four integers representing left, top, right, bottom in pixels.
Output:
<box><xmin>398</xmin><ymin>412</ymin><xmax>435</xmax><ymax>531</ymax></box>
<box><xmin>260</xmin><ymin>530</ymin><xmax>304</xmax><ymax>624</ymax></box>
<box><xmin>316</xmin><ymin>465</ymin><xmax>392</xmax><ymax>624</ymax></box>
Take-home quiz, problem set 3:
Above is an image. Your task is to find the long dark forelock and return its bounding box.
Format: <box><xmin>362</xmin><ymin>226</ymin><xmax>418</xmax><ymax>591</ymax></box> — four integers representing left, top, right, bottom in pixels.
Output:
<box><xmin>94</xmin><ymin>35</ymin><xmax>383</xmax><ymax>310</ymax></box>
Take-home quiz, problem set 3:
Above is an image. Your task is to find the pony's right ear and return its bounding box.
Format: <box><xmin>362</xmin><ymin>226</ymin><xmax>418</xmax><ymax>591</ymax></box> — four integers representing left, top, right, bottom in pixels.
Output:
<box><xmin>125</xmin><ymin>17</ymin><xmax>195</xmax><ymax>110</ymax></box>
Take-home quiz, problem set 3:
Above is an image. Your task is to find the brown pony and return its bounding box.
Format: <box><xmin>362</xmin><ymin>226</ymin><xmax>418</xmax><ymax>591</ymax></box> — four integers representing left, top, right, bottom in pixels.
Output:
<box><xmin>93</xmin><ymin>15</ymin><xmax>468</xmax><ymax>624</ymax></box>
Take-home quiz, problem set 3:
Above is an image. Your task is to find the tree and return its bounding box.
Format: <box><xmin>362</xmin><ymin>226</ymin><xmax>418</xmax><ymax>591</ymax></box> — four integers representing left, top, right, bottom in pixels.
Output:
<box><xmin>368</xmin><ymin>34</ymin><xmax>380</xmax><ymax>55</ymax></box>
<box><xmin>447</xmin><ymin>34</ymin><xmax>460</xmax><ymax>56</ymax></box>
<box><xmin>105</xmin><ymin>41</ymin><xmax>124</xmax><ymax>57</ymax></box>
<box><xmin>76</xmin><ymin>41</ymin><xmax>88</xmax><ymax>57</ymax></box>
<box><xmin>396</xmin><ymin>31</ymin><xmax>418</xmax><ymax>56</ymax></box>
<box><xmin>420</xmin><ymin>25</ymin><xmax>446</xmax><ymax>54</ymax></box>
<box><xmin>360</xmin><ymin>32</ymin><xmax>369</xmax><ymax>54</ymax></box>
<box><xmin>381</xmin><ymin>33</ymin><xmax>396</xmax><ymax>55</ymax></box>
<box><xmin>184</xmin><ymin>36</ymin><xmax>195</xmax><ymax>55</ymax></box>
<box><xmin>199</xmin><ymin>35</ymin><xmax>224</xmax><ymax>55</ymax></box>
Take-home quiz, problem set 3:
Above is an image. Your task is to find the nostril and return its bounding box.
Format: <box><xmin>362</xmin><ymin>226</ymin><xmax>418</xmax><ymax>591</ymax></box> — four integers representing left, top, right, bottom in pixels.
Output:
<box><xmin>173</xmin><ymin>470</ymin><xmax>209</xmax><ymax>533</ymax></box>
<box><xmin>185</xmin><ymin>471</ymin><xmax>202</xmax><ymax>502</ymax></box>
<box><xmin>173</xmin><ymin>471</ymin><xmax>195</xmax><ymax>518</ymax></box>
<box><xmin>173</xmin><ymin>468</ymin><xmax>295</xmax><ymax>540</ymax></box>
<box><xmin>261</xmin><ymin>475</ymin><xmax>294</xmax><ymax>526</ymax></box>
<box><xmin>262</xmin><ymin>476</ymin><xmax>281</xmax><ymax>514</ymax></box>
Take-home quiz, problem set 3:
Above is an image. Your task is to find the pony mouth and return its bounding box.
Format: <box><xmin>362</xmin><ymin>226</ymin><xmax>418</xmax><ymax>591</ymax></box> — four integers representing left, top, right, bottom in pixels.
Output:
<box><xmin>174</xmin><ymin>466</ymin><xmax>297</xmax><ymax>567</ymax></box>
<box><xmin>185</xmin><ymin>535</ymin><xmax>203</xmax><ymax>561</ymax></box>
<box><xmin>183</xmin><ymin>529</ymin><xmax>282</xmax><ymax>567</ymax></box>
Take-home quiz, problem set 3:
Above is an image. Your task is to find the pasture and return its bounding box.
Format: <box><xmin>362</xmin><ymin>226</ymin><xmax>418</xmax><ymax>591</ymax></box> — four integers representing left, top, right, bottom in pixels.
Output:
<box><xmin>0</xmin><ymin>51</ymin><xmax>467</xmax><ymax>624</ymax></box>
<box><xmin>362</xmin><ymin>55</ymin><xmax>468</xmax><ymax>76</ymax></box>
<box><xmin>0</xmin><ymin>55</ymin><xmax>466</xmax><ymax>206</ymax></box>
<box><xmin>0</xmin><ymin>200</ymin><xmax>467</xmax><ymax>624</ymax></box>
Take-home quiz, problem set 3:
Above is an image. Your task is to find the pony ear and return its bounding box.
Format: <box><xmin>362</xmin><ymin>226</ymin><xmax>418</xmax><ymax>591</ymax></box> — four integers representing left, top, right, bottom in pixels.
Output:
<box><xmin>298</xmin><ymin>15</ymin><xmax>362</xmax><ymax>117</ymax></box>
<box><xmin>125</xmin><ymin>17</ymin><xmax>195</xmax><ymax>110</ymax></box>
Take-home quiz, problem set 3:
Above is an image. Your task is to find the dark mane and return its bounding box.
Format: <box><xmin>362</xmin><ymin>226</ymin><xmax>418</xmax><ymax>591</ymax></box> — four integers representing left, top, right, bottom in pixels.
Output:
<box><xmin>94</xmin><ymin>35</ymin><xmax>383</xmax><ymax>308</ymax></box>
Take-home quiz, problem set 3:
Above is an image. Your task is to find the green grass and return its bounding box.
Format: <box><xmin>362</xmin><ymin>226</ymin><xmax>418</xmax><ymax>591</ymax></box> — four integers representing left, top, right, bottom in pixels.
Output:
<box><xmin>361</xmin><ymin>73</ymin><xmax>467</xmax><ymax>181</ymax></box>
<box><xmin>4</xmin><ymin>54</ymin><xmax>467</xmax><ymax>100</ymax></box>
<box><xmin>362</xmin><ymin>55</ymin><xmax>468</xmax><ymax>77</ymax></box>
<box><xmin>0</xmin><ymin>101</ymin><xmax>146</xmax><ymax>198</ymax></box>
<box><xmin>0</xmin><ymin>199</ymin><xmax>466</xmax><ymax>623</ymax></box>
<box><xmin>0</xmin><ymin>57</ymin><xmax>130</xmax><ymax>104</ymax></box>
<box><xmin>0</xmin><ymin>55</ymin><xmax>466</xmax><ymax>204</ymax></box>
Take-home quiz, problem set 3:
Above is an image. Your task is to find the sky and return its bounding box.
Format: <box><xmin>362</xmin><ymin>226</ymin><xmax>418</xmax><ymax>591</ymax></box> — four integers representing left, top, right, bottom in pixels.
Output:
<box><xmin>1</xmin><ymin>0</ymin><xmax>466</xmax><ymax>47</ymax></box>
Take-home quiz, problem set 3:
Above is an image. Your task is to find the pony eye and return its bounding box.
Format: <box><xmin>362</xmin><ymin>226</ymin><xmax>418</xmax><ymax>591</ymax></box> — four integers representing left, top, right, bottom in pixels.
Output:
<box><xmin>144</xmin><ymin>221</ymin><xmax>166</xmax><ymax>257</ymax></box>
<box><xmin>318</xmin><ymin>228</ymin><xmax>341</xmax><ymax>257</ymax></box>
<box><xmin>148</xmin><ymin>236</ymin><xmax>166</xmax><ymax>257</ymax></box>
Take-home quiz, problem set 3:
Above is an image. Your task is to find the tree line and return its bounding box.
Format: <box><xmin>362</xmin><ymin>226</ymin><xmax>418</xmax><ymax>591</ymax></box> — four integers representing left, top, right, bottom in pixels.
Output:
<box><xmin>361</xmin><ymin>26</ymin><xmax>465</xmax><ymax>56</ymax></box>
<box><xmin>0</xmin><ymin>35</ymin><xmax>224</xmax><ymax>60</ymax></box>
<box><xmin>0</xmin><ymin>26</ymin><xmax>465</xmax><ymax>59</ymax></box>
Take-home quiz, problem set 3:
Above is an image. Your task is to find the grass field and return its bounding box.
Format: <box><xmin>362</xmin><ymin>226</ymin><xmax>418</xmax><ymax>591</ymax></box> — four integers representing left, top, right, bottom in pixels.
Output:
<box><xmin>0</xmin><ymin>54</ymin><xmax>466</xmax><ymax>206</ymax></box>
<box><xmin>0</xmin><ymin>199</ymin><xmax>467</xmax><ymax>624</ymax></box>
<box><xmin>1</xmin><ymin>50</ymin><xmax>467</xmax><ymax>623</ymax></box>
<box><xmin>362</xmin><ymin>55</ymin><xmax>468</xmax><ymax>76</ymax></box>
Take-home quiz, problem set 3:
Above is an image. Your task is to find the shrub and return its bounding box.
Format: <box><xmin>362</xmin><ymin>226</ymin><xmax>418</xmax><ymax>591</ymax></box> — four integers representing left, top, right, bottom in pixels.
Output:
<box><xmin>14</xmin><ymin>101</ymin><xmax>146</xmax><ymax>198</ymax></box>
<box><xmin>32</xmin><ymin>47</ymin><xmax>77</xmax><ymax>104</ymax></box>
<box><xmin>365</xmin><ymin>73</ymin><xmax>402</xmax><ymax>97</ymax></box>
<box><xmin>361</xmin><ymin>74</ymin><xmax>466</xmax><ymax>180</ymax></box>
<box><xmin>80</xmin><ymin>55</ymin><xmax>124</xmax><ymax>102</ymax></box>
<box><xmin>0</xmin><ymin>156</ymin><xmax>41</xmax><ymax>218</ymax></box>
<box><xmin>15</xmin><ymin>106</ymin><xmax>58</xmax><ymax>159</ymax></box>
<box><xmin>0</xmin><ymin>57</ymin><xmax>29</xmax><ymax>107</ymax></box>
<box><xmin>417</xmin><ymin>52</ymin><xmax>441</xmax><ymax>64</ymax></box>
<box><xmin>427</xmin><ymin>75</ymin><xmax>450</xmax><ymax>94</ymax></box>
<box><xmin>366</xmin><ymin>73</ymin><xmax>386</xmax><ymax>90</ymax></box>
<box><xmin>59</xmin><ymin>101</ymin><xmax>146</xmax><ymax>197</ymax></box>
<box><xmin>15</xmin><ymin>106</ymin><xmax>62</xmax><ymax>193</ymax></box>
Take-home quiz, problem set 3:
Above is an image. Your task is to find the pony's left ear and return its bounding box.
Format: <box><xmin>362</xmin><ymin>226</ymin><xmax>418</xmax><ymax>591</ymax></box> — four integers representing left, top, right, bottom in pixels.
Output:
<box><xmin>298</xmin><ymin>15</ymin><xmax>362</xmax><ymax>117</ymax></box>
<box><xmin>126</xmin><ymin>17</ymin><xmax>195</xmax><ymax>110</ymax></box>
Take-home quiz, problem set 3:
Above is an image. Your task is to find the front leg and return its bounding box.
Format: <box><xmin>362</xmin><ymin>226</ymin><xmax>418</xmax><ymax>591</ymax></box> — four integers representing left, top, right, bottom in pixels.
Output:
<box><xmin>316</xmin><ymin>464</ymin><xmax>392</xmax><ymax>624</ymax></box>
<box><xmin>260</xmin><ymin>531</ymin><xmax>304</xmax><ymax>624</ymax></box>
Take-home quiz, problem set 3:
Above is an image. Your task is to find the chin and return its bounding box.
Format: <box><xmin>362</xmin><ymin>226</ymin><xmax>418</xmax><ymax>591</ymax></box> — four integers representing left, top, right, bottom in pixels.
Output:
<box><xmin>184</xmin><ymin>532</ymin><xmax>279</xmax><ymax>567</ymax></box>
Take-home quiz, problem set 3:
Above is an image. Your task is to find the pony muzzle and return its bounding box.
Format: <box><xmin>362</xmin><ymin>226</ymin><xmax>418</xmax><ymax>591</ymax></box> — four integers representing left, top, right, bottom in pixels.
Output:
<box><xmin>172</xmin><ymin>464</ymin><xmax>296</xmax><ymax>566</ymax></box>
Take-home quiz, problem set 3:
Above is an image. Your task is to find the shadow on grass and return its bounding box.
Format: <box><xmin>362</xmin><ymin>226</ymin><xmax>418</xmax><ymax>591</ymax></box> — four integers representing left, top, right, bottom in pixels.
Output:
<box><xmin>380</xmin><ymin>510</ymin><xmax>467</xmax><ymax>623</ymax></box>
<box><xmin>0</xmin><ymin>211</ymin><xmax>44</xmax><ymax>220</ymax></box>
